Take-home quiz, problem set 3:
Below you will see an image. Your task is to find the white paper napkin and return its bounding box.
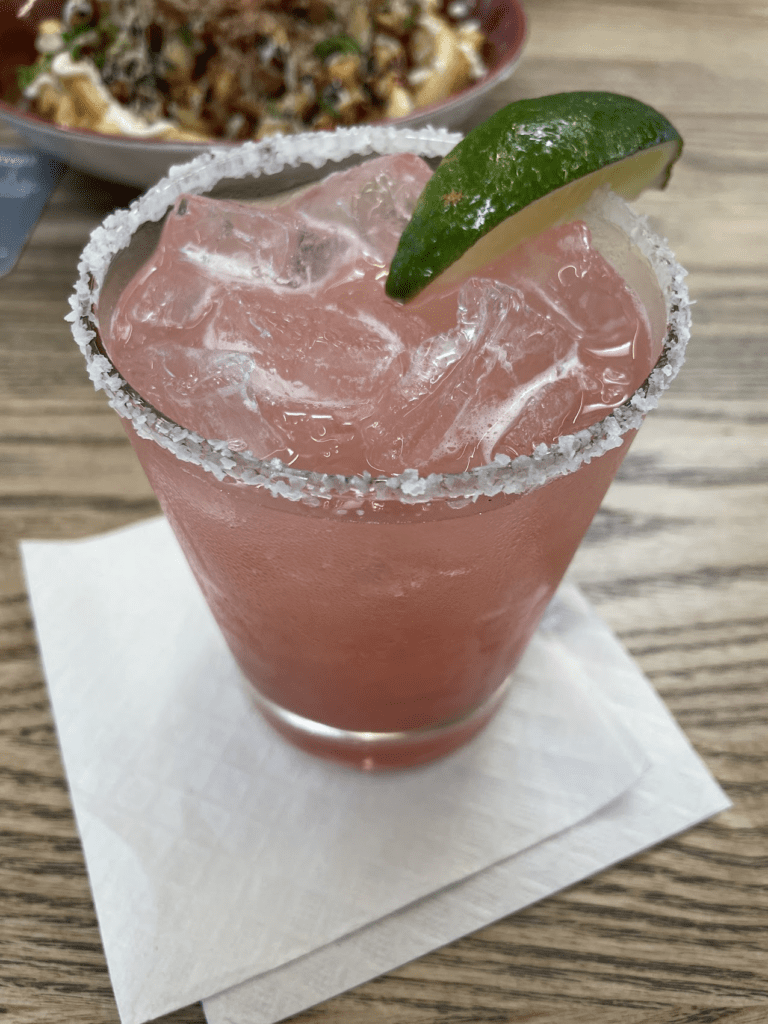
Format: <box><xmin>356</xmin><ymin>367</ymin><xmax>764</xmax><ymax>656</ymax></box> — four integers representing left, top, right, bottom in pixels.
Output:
<box><xmin>205</xmin><ymin>585</ymin><xmax>731</xmax><ymax>1024</ymax></box>
<box><xmin>19</xmin><ymin>517</ymin><xmax>729</xmax><ymax>1024</ymax></box>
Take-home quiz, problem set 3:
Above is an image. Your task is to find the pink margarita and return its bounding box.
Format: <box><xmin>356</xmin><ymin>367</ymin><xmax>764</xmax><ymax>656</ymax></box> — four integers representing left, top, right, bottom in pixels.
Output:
<box><xmin>77</xmin><ymin>131</ymin><xmax>688</xmax><ymax>769</ymax></box>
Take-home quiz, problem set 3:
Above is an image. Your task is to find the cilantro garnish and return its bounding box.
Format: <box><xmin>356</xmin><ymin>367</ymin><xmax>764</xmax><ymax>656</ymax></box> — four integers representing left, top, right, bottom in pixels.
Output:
<box><xmin>98</xmin><ymin>14</ymin><xmax>119</xmax><ymax>45</ymax></box>
<box><xmin>314</xmin><ymin>34</ymin><xmax>361</xmax><ymax>60</ymax></box>
<box><xmin>16</xmin><ymin>56</ymin><xmax>53</xmax><ymax>93</ymax></box>
<box><xmin>61</xmin><ymin>22</ymin><xmax>93</xmax><ymax>49</ymax></box>
<box><xmin>317</xmin><ymin>95</ymin><xmax>341</xmax><ymax>119</ymax></box>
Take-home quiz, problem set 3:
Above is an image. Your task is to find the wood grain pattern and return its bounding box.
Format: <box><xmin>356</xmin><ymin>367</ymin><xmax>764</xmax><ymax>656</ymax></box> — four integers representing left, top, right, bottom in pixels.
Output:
<box><xmin>1</xmin><ymin>0</ymin><xmax>766</xmax><ymax>1021</ymax></box>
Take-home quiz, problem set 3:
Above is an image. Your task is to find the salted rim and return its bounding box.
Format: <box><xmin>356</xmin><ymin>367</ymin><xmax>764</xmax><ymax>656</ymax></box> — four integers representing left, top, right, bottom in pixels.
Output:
<box><xmin>66</xmin><ymin>124</ymin><xmax>691</xmax><ymax>509</ymax></box>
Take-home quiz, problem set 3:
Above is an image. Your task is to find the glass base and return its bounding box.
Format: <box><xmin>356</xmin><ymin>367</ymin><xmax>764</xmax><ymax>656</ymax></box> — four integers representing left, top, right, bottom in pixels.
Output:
<box><xmin>246</xmin><ymin>678</ymin><xmax>513</xmax><ymax>770</ymax></box>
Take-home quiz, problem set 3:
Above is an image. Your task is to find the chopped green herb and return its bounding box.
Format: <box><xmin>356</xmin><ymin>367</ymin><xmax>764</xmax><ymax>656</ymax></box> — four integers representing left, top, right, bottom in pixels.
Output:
<box><xmin>179</xmin><ymin>24</ymin><xmax>194</xmax><ymax>48</ymax></box>
<box><xmin>97</xmin><ymin>14</ymin><xmax>119</xmax><ymax>45</ymax></box>
<box><xmin>16</xmin><ymin>56</ymin><xmax>53</xmax><ymax>93</ymax></box>
<box><xmin>314</xmin><ymin>34</ymin><xmax>361</xmax><ymax>60</ymax></box>
<box><xmin>61</xmin><ymin>22</ymin><xmax>93</xmax><ymax>49</ymax></box>
<box><xmin>317</xmin><ymin>95</ymin><xmax>341</xmax><ymax>119</ymax></box>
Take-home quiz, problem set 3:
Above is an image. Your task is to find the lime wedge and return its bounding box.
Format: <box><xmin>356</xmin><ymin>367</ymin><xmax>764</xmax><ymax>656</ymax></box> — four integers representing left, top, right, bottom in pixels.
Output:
<box><xmin>385</xmin><ymin>91</ymin><xmax>683</xmax><ymax>302</ymax></box>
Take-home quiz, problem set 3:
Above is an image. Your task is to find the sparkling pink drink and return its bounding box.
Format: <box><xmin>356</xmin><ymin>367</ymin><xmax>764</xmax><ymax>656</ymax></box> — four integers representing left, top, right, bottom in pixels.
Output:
<box><xmin>72</xmin><ymin>129</ymin><xmax>690</xmax><ymax>768</ymax></box>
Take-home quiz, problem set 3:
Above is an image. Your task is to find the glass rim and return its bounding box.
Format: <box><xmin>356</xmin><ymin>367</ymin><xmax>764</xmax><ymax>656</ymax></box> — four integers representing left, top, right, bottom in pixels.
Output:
<box><xmin>68</xmin><ymin>124</ymin><xmax>692</xmax><ymax>509</ymax></box>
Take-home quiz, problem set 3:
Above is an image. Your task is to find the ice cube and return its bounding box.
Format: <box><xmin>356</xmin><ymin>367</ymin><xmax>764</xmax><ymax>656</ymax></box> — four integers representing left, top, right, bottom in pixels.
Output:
<box><xmin>361</xmin><ymin>276</ymin><xmax>575</xmax><ymax>474</ymax></box>
<box><xmin>493</xmin><ymin>366</ymin><xmax>586</xmax><ymax>459</ymax></box>
<box><xmin>129</xmin><ymin>346</ymin><xmax>287</xmax><ymax>458</ymax></box>
<box><xmin>167</xmin><ymin>193</ymin><xmax>350</xmax><ymax>291</ymax></box>
<box><xmin>112</xmin><ymin>259</ymin><xmax>215</xmax><ymax>334</ymax></box>
<box><xmin>295</xmin><ymin>153</ymin><xmax>432</xmax><ymax>264</ymax></box>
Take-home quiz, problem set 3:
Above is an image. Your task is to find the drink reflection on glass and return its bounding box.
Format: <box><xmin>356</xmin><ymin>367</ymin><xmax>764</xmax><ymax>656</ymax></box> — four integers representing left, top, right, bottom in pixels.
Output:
<box><xmin>71</xmin><ymin>125</ymin><xmax>690</xmax><ymax>769</ymax></box>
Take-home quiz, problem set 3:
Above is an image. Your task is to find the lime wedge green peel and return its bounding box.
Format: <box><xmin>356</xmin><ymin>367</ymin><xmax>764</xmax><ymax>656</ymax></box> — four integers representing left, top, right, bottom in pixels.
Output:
<box><xmin>386</xmin><ymin>91</ymin><xmax>683</xmax><ymax>302</ymax></box>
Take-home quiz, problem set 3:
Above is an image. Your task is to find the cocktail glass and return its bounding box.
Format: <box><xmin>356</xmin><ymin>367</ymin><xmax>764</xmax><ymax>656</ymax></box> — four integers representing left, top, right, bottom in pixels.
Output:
<box><xmin>70</xmin><ymin>127</ymin><xmax>691</xmax><ymax>770</ymax></box>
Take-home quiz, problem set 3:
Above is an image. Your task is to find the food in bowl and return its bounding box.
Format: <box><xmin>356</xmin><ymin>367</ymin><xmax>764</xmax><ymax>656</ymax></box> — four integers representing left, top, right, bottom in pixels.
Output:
<box><xmin>15</xmin><ymin>0</ymin><xmax>488</xmax><ymax>142</ymax></box>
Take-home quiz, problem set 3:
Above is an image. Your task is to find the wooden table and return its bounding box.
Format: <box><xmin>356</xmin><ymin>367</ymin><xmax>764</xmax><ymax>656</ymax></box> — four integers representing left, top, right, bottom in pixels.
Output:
<box><xmin>1</xmin><ymin>1</ymin><xmax>766</xmax><ymax>1021</ymax></box>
